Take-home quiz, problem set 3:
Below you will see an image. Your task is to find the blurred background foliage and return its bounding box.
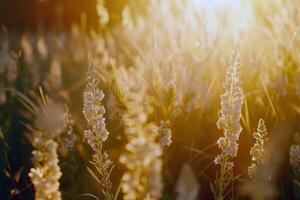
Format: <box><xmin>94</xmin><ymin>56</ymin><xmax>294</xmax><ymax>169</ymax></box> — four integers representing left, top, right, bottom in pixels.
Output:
<box><xmin>0</xmin><ymin>0</ymin><xmax>127</xmax><ymax>30</ymax></box>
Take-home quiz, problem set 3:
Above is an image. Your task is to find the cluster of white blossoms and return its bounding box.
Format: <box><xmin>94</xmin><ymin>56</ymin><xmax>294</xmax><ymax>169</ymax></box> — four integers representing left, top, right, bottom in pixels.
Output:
<box><xmin>159</xmin><ymin>120</ymin><xmax>172</xmax><ymax>148</ymax></box>
<box><xmin>120</xmin><ymin>72</ymin><xmax>163</xmax><ymax>200</ymax></box>
<box><xmin>29</xmin><ymin>133</ymin><xmax>62</xmax><ymax>200</ymax></box>
<box><xmin>212</xmin><ymin>49</ymin><xmax>244</xmax><ymax>200</ymax></box>
<box><xmin>248</xmin><ymin>119</ymin><xmax>268</xmax><ymax>178</ymax></box>
<box><xmin>215</xmin><ymin>49</ymin><xmax>244</xmax><ymax>165</ymax></box>
<box><xmin>83</xmin><ymin>64</ymin><xmax>113</xmax><ymax>200</ymax></box>
<box><xmin>29</xmin><ymin>102</ymin><xmax>70</xmax><ymax>200</ymax></box>
<box><xmin>83</xmin><ymin>64</ymin><xmax>109</xmax><ymax>144</ymax></box>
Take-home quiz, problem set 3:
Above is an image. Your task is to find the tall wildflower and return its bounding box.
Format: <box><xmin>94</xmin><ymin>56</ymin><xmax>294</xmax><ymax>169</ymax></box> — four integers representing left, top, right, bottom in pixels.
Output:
<box><xmin>29</xmin><ymin>131</ymin><xmax>62</xmax><ymax>200</ymax></box>
<box><xmin>213</xmin><ymin>49</ymin><xmax>244</xmax><ymax>200</ymax></box>
<box><xmin>29</xmin><ymin>99</ymin><xmax>71</xmax><ymax>200</ymax></box>
<box><xmin>241</xmin><ymin>127</ymin><xmax>283</xmax><ymax>200</ymax></box>
<box><xmin>119</xmin><ymin>70</ymin><xmax>163</xmax><ymax>200</ymax></box>
<box><xmin>248</xmin><ymin>119</ymin><xmax>268</xmax><ymax>178</ymax></box>
<box><xmin>83</xmin><ymin>64</ymin><xmax>114</xmax><ymax>200</ymax></box>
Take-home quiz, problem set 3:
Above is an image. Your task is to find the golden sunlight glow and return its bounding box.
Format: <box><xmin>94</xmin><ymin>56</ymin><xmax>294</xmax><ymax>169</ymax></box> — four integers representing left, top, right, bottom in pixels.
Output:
<box><xmin>3</xmin><ymin>0</ymin><xmax>299</xmax><ymax>199</ymax></box>
<box><xmin>192</xmin><ymin>0</ymin><xmax>242</xmax><ymax>10</ymax></box>
<box><xmin>190</xmin><ymin>0</ymin><xmax>254</xmax><ymax>39</ymax></box>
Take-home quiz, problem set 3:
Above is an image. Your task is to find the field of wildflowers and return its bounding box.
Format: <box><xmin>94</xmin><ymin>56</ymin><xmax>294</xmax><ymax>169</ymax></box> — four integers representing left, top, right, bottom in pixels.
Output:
<box><xmin>1</xmin><ymin>0</ymin><xmax>300</xmax><ymax>199</ymax></box>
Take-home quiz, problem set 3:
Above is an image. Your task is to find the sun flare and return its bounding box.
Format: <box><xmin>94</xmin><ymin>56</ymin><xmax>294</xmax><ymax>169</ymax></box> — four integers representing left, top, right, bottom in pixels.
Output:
<box><xmin>189</xmin><ymin>0</ymin><xmax>254</xmax><ymax>37</ymax></box>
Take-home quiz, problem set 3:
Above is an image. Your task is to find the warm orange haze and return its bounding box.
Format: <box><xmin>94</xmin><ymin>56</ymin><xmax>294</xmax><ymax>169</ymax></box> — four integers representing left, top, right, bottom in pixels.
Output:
<box><xmin>0</xmin><ymin>0</ymin><xmax>300</xmax><ymax>199</ymax></box>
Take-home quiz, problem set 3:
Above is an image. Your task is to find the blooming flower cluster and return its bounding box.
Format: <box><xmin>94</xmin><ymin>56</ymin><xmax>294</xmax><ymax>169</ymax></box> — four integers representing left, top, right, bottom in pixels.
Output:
<box><xmin>215</xmin><ymin>49</ymin><xmax>244</xmax><ymax>165</ymax></box>
<box><xmin>29</xmin><ymin>133</ymin><xmax>62</xmax><ymax>200</ymax></box>
<box><xmin>213</xmin><ymin>49</ymin><xmax>244</xmax><ymax>200</ymax></box>
<box><xmin>159</xmin><ymin>120</ymin><xmax>172</xmax><ymax>148</ymax></box>
<box><xmin>248</xmin><ymin>119</ymin><xmax>268</xmax><ymax>178</ymax></box>
<box><xmin>83</xmin><ymin>64</ymin><xmax>113</xmax><ymax>200</ymax></box>
<box><xmin>29</xmin><ymin>102</ymin><xmax>70</xmax><ymax>200</ymax></box>
<box><xmin>120</xmin><ymin>72</ymin><xmax>163</xmax><ymax>200</ymax></box>
<box><xmin>83</xmin><ymin>65</ymin><xmax>109</xmax><ymax>144</ymax></box>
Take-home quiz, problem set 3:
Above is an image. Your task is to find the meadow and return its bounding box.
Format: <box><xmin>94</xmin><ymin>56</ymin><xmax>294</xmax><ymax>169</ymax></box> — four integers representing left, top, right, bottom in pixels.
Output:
<box><xmin>1</xmin><ymin>0</ymin><xmax>300</xmax><ymax>199</ymax></box>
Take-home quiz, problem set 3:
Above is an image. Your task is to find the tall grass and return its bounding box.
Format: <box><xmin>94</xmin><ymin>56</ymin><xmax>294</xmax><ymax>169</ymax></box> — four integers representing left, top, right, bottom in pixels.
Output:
<box><xmin>0</xmin><ymin>0</ymin><xmax>300</xmax><ymax>199</ymax></box>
